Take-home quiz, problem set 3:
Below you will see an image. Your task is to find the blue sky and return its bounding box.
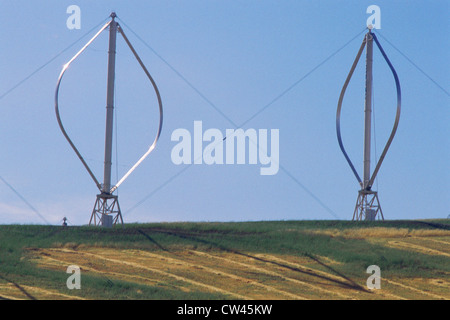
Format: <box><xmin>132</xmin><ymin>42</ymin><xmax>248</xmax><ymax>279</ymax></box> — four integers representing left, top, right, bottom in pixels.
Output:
<box><xmin>0</xmin><ymin>1</ymin><xmax>448</xmax><ymax>225</ymax></box>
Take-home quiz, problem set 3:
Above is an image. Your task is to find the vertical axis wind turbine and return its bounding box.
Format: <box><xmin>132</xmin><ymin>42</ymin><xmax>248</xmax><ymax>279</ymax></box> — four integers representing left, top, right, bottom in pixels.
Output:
<box><xmin>336</xmin><ymin>26</ymin><xmax>401</xmax><ymax>221</ymax></box>
<box><xmin>55</xmin><ymin>13</ymin><xmax>163</xmax><ymax>226</ymax></box>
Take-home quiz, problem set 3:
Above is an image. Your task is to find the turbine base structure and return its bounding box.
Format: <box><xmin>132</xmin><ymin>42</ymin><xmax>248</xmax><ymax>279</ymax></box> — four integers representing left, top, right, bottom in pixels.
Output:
<box><xmin>352</xmin><ymin>189</ymin><xmax>384</xmax><ymax>221</ymax></box>
<box><xmin>89</xmin><ymin>194</ymin><xmax>123</xmax><ymax>227</ymax></box>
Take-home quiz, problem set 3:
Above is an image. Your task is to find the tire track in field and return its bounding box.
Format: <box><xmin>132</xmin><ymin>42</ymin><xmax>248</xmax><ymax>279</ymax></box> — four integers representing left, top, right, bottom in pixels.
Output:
<box><xmin>387</xmin><ymin>241</ymin><xmax>450</xmax><ymax>257</ymax></box>
<box><xmin>0</xmin><ymin>294</ymin><xmax>21</xmax><ymax>300</ymax></box>
<box><xmin>254</xmin><ymin>253</ymin><xmax>356</xmax><ymax>287</ymax></box>
<box><xmin>21</xmin><ymin>285</ymin><xmax>85</xmax><ymax>300</ymax></box>
<box><xmin>0</xmin><ymin>291</ymin><xmax>23</xmax><ymax>300</ymax></box>
<box><xmin>188</xmin><ymin>250</ymin><xmax>352</xmax><ymax>299</ymax></box>
<box><xmin>385</xmin><ymin>279</ymin><xmax>448</xmax><ymax>300</ymax></box>
<box><xmin>35</xmin><ymin>253</ymin><xmax>161</xmax><ymax>288</ymax></box>
<box><xmin>0</xmin><ymin>282</ymin><xmax>84</xmax><ymax>300</ymax></box>
<box><xmin>46</xmin><ymin>248</ymin><xmax>248</xmax><ymax>300</ymax></box>
<box><xmin>428</xmin><ymin>279</ymin><xmax>450</xmax><ymax>287</ymax></box>
<box><xmin>413</xmin><ymin>237</ymin><xmax>450</xmax><ymax>246</ymax></box>
<box><xmin>0</xmin><ymin>284</ymin><xmax>24</xmax><ymax>300</ymax></box>
<box><xmin>120</xmin><ymin>250</ymin><xmax>308</xmax><ymax>300</ymax></box>
<box><xmin>255</xmin><ymin>253</ymin><xmax>411</xmax><ymax>300</ymax></box>
<box><xmin>256</xmin><ymin>254</ymin><xmax>413</xmax><ymax>300</ymax></box>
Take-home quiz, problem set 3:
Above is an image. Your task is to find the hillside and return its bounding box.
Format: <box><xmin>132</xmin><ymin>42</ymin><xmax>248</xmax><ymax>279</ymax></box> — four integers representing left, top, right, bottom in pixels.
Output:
<box><xmin>0</xmin><ymin>220</ymin><xmax>449</xmax><ymax>300</ymax></box>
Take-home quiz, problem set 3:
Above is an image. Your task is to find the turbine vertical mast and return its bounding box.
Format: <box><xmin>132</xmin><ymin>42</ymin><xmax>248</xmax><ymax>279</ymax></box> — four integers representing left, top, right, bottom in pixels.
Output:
<box><xmin>363</xmin><ymin>29</ymin><xmax>373</xmax><ymax>190</ymax></box>
<box><xmin>103</xmin><ymin>12</ymin><xmax>117</xmax><ymax>195</ymax></box>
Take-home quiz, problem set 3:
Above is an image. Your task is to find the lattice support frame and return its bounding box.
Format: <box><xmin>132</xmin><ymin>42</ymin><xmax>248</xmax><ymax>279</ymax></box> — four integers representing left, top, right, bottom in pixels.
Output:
<box><xmin>352</xmin><ymin>189</ymin><xmax>384</xmax><ymax>221</ymax></box>
<box><xmin>89</xmin><ymin>194</ymin><xmax>123</xmax><ymax>227</ymax></box>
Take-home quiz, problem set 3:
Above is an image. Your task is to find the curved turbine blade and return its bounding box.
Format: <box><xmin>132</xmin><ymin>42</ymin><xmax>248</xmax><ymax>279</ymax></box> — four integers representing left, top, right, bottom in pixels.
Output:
<box><xmin>55</xmin><ymin>20</ymin><xmax>112</xmax><ymax>191</ymax></box>
<box><xmin>368</xmin><ymin>33</ymin><xmax>401</xmax><ymax>188</ymax></box>
<box><xmin>336</xmin><ymin>36</ymin><xmax>367</xmax><ymax>187</ymax></box>
<box><xmin>109</xmin><ymin>25</ymin><xmax>163</xmax><ymax>193</ymax></box>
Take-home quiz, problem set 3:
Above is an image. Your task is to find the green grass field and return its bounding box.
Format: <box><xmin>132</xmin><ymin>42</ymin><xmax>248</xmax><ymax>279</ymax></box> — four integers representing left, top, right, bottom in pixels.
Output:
<box><xmin>0</xmin><ymin>220</ymin><xmax>449</xmax><ymax>300</ymax></box>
